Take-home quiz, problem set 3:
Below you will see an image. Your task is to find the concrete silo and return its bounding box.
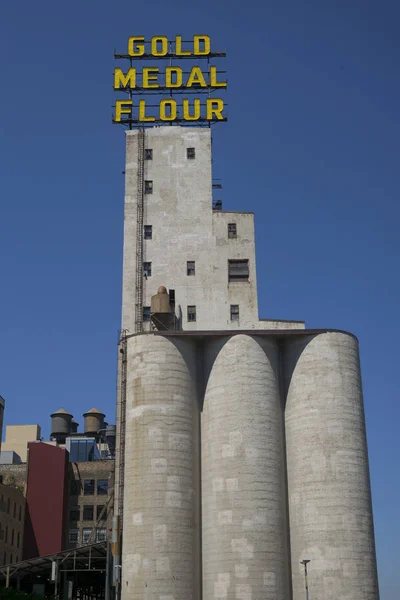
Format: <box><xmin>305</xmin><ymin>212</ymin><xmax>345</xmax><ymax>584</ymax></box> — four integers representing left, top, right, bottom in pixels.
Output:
<box><xmin>121</xmin><ymin>334</ymin><xmax>201</xmax><ymax>600</ymax></box>
<box><xmin>202</xmin><ymin>335</ymin><xmax>291</xmax><ymax>600</ymax></box>
<box><xmin>284</xmin><ymin>332</ymin><xmax>379</xmax><ymax>600</ymax></box>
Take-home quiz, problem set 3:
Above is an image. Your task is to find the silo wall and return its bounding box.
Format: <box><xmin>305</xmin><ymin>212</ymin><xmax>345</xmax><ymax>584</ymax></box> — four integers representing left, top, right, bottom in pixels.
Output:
<box><xmin>121</xmin><ymin>334</ymin><xmax>201</xmax><ymax>600</ymax></box>
<box><xmin>284</xmin><ymin>332</ymin><xmax>379</xmax><ymax>600</ymax></box>
<box><xmin>202</xmin><ymin>334</ymin><xmax>291</xmax><ymax>600</ymax></box>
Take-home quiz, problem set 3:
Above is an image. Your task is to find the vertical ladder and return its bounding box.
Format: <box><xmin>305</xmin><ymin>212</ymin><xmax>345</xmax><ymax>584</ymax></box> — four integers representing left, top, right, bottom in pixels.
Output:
<box><xmin>135</xmin><ymin>129</ymin><xmax>146</xmax><ymax>333</ymax></box>
<box><xmin>118</xmin><ymin>329</ymin><xmax>128</xmax><ymax>523</ymax></box>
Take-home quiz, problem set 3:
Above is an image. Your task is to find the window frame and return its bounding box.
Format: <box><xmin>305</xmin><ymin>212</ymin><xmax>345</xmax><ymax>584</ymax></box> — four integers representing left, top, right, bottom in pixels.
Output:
<box><xmin>145</xmin><ymin>149</ymin><xmax>153</xmax><ymax>160</ymax></box>
<box><xmin>83</xmin><ymin>505</ymin><xmax>94</xmax><ymax>521</ymax></box>
<box><xmin>144</xmin><ymin>225</ymin><xmax>152</xmax><ymax>240</ymax></box>
<box><xmin>82</xmin><ymin>527</ymin><xmax>92</xmax><ymax>545</ymax></box>
<box><xmin>68</xmin><ymin>528</ymin><xmax>80</xmax><ymax>544</ymax></box>
<box><xmin>83</xmin><ymin>479</ymin><xmax>95</xmax><ymax>496</ymax></box>
<box><xmin>144</xmin><ymin>180</ymin><xmax>153</xmax><ymax>194</ymax></box>
<box><xmin>228</xmin><ymin>259</ymin><xmax>249</xmax><ymax>282</ymax></box>
<box><xmin>143</xmin><ymin>262</ymin><xmax>152</xmax><ymax>277</ymax></box>
<box><xmin>97</xmin><ymin>505</ymin><xmax>106</xmax><ymax>520</ymax></box>
<box><xmin>143</xmin><ymin>306</ymin><xmax>151</xmax><ymax>322</ymax></box>
<box><xmin>187</xmin><ymin>305</ymin><xmax>197</xmax><ymax>322</ymax></box>
<box><xmin>97</xmin><ymin>479</ymin><xmax>109</xmax><ymax>496</ymax></box>
<box><xmin>228</xmin><ymin>223</ymin><xmax>237</xmax><ymax>239</ymax></box>
<box><xmin>187</xmin><ymin>261</ymin><xmax>195</xmax><ymax>276</ymax></box>
<box><xmin>230</xmin><ymin>304</ymin><xmax>240</xmax><ymax>321</ymax></box>
<box><xmin>69</xmin><ymin>506</ymin><xmax>80</xmax><ymax>522</ymax></box>
<box><xmin>187</xmin><ymin>147</ymin><xmax>195</xmax><ymax>159</ymax></box>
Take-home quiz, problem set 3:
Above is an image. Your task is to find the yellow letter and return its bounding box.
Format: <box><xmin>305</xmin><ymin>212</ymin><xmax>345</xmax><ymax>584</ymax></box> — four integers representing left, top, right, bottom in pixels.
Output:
<box><xmin>194</xmin><ymin>35</ymin><xmax>210</xmax><ymax>55</ymax></box>
<box><xmin>128</xmin><ymin>36</ymin><xmax>145</xmax><ymax>57</ymax></box>
<box><xmin>139</xmin><ymin>100</ymin><xmax>155</xmax><ymax>122</ymax></box>
<box><xmin>206</xmin><ymin>98</ymin><xmax>224</xmax><ymax>120</ymax></box>
<box><xmin>143</xmin><ymin>67</ymin><xmax>159</xmax><ymax>89</ymax></box>
<box><xmin>160</xmin><ymin>99</ymin><xmax>177</xmax><ymax>121</ymax></box>
<box><xmin>183</xmin><ymin>99</ymin><xmax>201</xmax><ymax>121</ymax></box>
<box><xmin>151</xmin><ymin>36</ymin><xmax>168</xmax><ymax>56</ymax></box>
<box><xmin>175</xmin><ymin>35</ymin><xmax>191</xmax><ymax>56</ymax></box>
<box><xmin>115</xmin><ymin>100</ymin><xmax>133</xmax><ymax>123</ymax></box>
<box><xmin>186</xmin><ymin>66</ymin><xmax>207</xmax><ymax>88</ymax></box>
<box><xmin>113</xmin><ymin>68</ymin><xmax>136</xmax><ymax>89</ymax></box>
<box><xmin>166</xmin><ymin>67</ymin><xmax>182</xmax><ymax>88</ymax></box>
<box><xmin>210</xmin><ymin>66</ymin><xmax>227</xmax><ymax>88</ymax></box>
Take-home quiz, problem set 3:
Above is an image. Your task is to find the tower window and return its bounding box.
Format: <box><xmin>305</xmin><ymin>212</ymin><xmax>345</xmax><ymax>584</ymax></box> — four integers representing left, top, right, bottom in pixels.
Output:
<box><xmin>83</xmin><ymin>505</ymin><xmax>94</xmax><ymax>521</ymax></box>
<box><xmin>228</xmin><ymin>259</ymin><xmax>249</xmax><ymax>282</ymax></box>
<box><xmin>83</xmin><ymin>479</ymin><xmax>95</xmax><ymax>496</ymax></box>
<box><xmin>228</xmin><ymin>223</ymin><xmax>237</xmax><ymax>239</ymax></box>
<box><xmin>144</xmin><ymin>225</ymin><xmax>152</xmax><ymax>239</ymax></box>
<box><xmin>187</xmin><ymin>306</ymin><xmax>196</xmax><ymax>322</ymax></box>
<box><xmin>143</xmin><ymin>306</ymin><xmax>151</xmax><ymax>322</ymax></box>
<box><xmin>145</xmin><ymin>180</ymin><xmax>153</xmax><ymax>194</ymax></box>
<box><xmin>69</xmin><ymin>529</ymin><xmax>79</xmax><ymax>544</ymax></box>
<box><xmin>145</xmin><ymin>149</ymin><xmax>153</xmax><ymax>160</ymax></box>
<box><xmin>143</xmin><ymin>262</ymin><xmax>152</xmax><ymax>277</ymax></box>
<box><xmin>230</xmin><ymin>305</ymin><xmax>239</xmax><ymax>321</ymax></box>
<box><xmin>187</xmin><ymin>147</ymin><xmax>195</xmax><ymax>159</ymax></box>
<box><xmin>187</xmin><ymin>261</ymin><xmax>195</xmax><ymax>276</ymax></box>
<box><xmin>69</xmin><ymin>506</ymin><xmax>80</xmax><ymax>521</ymax></box>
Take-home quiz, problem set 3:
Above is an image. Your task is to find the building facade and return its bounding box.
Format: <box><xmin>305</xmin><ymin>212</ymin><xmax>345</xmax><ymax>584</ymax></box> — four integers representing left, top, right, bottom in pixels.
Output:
<box><xmin>118</xmin><ymin>126</ymin><xmax>379</xmax><ymax>600</ymax></box>
<box><xmin>0</xmin><ymin>478</ymin><xmax>25</xmax><ymax>566</ymax></box>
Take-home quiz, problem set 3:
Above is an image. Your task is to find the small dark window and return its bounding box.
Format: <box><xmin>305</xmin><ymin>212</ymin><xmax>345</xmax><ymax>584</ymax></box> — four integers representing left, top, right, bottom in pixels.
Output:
<box><xmin>228</xmin><ymin>259</ymin><xmax>249</xmax><ymax>282</ymax></box>
<box><xmin>68</xmin><ymin>529</ymin><xmax>79</xmax><ymax>544</ymax></box>
<box><xmin>13</xmin><ymin>503</ymin><xmax>16</xmax><ymax>518</ymax></box>
<box><xmin>228</xmin><ymin>223</ymin><xmax>237</xmax><ymax>239</ymax></box>
<box><xmin>7</xmin><ymin>499</ymin><xmax>10</xmax><ymax>514</ymax></box>
<box><xmin>145</xmin><ymin>149</ymin><xmax>153</xmax><ymax>160</ymax></box>
<box><xmin>144</xmin><ymin>225</ymin><xmax>152</xmax><ymax>239</ymax></box>
<box><xmin>145</xmin><ymin>180</ymin><xmax>153</xmax><ymax>194</ymax></box>
<box><xmin>18</xmin><ymin>506</ymin><xmax>22</xmax><ymax>521</ymax></box>
<box><xmin>97</xmin><ymin>479</ymin><xmax>109</xmax><ymax>495</ymax></box>
<box><xmin>97</xmin><ymin>505</ymin><xmax>107</xmax><ymax>520</ymax></box>
<box><xmin>143</xmin><ymin>262</ymin><xmax>152</xmax><ymax>277</ymax></box>
<box><xmin>187</xmin><ymin>306</ymin><xmax>196</xmax><ymax>322</ymax></box>
<box><xmin>70</xmin><ymin>479</ymin><xmax>80</xmax><ymax>495</ymax></box>
<box><xmin>84</xmin><ymin>479</ymin><xmax>95</xmax><ymax>496</ymax></box>
<box><xmin>11</xmin><ymin>529</ymin><xmax>14</xmax><ymax>546</ymax></box>
<box><xmin>69</xmin><ymin>506</ymin><xmax>80</xmax><ymax>521</ymax></box>
<box><xmin>5</xmin><ymin>526</ymin><xmax>8</xmax><ymax>543</ymax></box>
<box><xmin>187</xmin><ymin>147</ymin><xmax>195</xmax><ymax>159</ymax></box>
<box><xmin>143</xmin><ymin>306</ymin><xmax>151</xmax><ymax>322</ymax></box>
<box><xmin>187</xmin><ymin>261</ymin><xmax>195</xmax><ymax>276</ymax></box>
<box><xmin>230</xmin><ymin>305</ymin><xmax>239</xmax><ymax>321</ymax></box>
<box><xmin>17</xmin><ymin>532</ymin><xmax>20</xmax><ymax>549</ymax></box>
<box><xmin>83</xmin><ymin>505</ymin><xmax>94</xmax><ymax>521</ymax></box>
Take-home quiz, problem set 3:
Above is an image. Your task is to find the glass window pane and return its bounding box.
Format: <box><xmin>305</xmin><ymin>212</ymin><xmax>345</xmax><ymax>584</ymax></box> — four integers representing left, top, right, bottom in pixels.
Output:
<box><xmin>84</xmin><ymin>480</ymin><xmax>95</xmax><ymax>495</ymax></box>
<box><xmin>97</xmin><ymin>479</ymin><xmax>108</xmax><ymax>495</ymax></box>
<box><xmin>83</xmin><ymin>505</ymin><xmax>94</xmax><ymax>521</ymax></box>
<box><xmin>96</xmin><ymin>528</ymin><xmax>107</xmax><ymax>542</ymax></box>
<box><xmin>82</xmin><ymin>528</ymin><xmax>92</xmax><ymax>544</ymax></box>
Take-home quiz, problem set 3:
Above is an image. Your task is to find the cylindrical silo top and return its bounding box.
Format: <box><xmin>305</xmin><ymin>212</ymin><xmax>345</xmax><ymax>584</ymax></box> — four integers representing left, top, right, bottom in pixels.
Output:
<box><xmin>82</xmin><ymin>407</ymin><xmax>105</xmax><ymax>435</ymax></box>
<box><xmin>50</xmin><ymin>407</ymin><xmax>73</xmax><ymax>437</ymax></box>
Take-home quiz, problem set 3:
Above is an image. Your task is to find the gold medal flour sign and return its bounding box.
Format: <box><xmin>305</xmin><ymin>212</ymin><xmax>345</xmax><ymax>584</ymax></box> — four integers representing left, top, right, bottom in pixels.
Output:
<box><xmin>113</xmin><ymin>35</ymin><xmax>227</xmax><ymax>125</ymax></box>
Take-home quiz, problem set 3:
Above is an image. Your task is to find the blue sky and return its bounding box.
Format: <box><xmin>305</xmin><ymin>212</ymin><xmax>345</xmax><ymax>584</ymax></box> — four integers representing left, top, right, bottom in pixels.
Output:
<box><xmin>1</xmin><ymin>1</ymin><xmax>398</xmax><ymax>596</ymax></box>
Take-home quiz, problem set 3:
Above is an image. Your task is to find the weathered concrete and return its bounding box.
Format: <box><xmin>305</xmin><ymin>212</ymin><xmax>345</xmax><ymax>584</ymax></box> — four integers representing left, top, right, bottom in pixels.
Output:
<box><xmin>284</xmin><ymin>332</ymin><xmax>379</xmax><ymax>600</ymax></box>
<box><xmin>121</xmin><ymin>126</ymin><xmax>304</xmax><ymax>332</ymax></box>
<box><xmin>202</xmin><ymin>335</ymin><xmax>291</xmax><ymax>600</ymax></box>
<box><xmin>121</xmin><ymin>334</ymin><xmax>201</xmax><ymax>600</ymax></box>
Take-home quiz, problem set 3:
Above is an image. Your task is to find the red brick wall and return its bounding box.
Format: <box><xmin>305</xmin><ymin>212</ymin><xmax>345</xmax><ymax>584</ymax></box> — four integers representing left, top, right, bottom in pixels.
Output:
<box><xmin>23</xmin><ymin>443</ymin><xmax>68</xmax><ymax>558</ymax></box>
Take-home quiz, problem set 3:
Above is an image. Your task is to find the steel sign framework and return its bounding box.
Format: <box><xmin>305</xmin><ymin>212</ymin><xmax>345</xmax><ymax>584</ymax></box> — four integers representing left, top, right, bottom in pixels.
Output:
<box><xmin>112</xmin><ymin>35</ymin><xmax>227</xmax><ymax>127</ymax></box>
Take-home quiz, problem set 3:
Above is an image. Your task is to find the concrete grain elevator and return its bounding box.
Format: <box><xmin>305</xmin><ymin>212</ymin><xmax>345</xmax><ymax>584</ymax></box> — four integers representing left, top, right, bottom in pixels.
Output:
<box><xmin>112</xmin><ymin>35</ymin><xmax>379</xmax><ymax>600</ymax></box>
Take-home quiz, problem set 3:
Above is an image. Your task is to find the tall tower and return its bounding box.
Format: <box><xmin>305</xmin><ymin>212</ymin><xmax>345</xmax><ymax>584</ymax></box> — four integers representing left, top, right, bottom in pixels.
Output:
<box><xmin>116</xmin><ymin>125</ymin><xmax>379</xmax><ymax>600</ymax></box>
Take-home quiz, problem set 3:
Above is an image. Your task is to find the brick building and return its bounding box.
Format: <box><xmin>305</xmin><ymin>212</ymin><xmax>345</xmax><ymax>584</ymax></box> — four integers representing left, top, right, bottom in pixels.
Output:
<box><xmin>0</xmin><ymin>478</ymin><xmax>25</xmax><ymax>566</ymax></box>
